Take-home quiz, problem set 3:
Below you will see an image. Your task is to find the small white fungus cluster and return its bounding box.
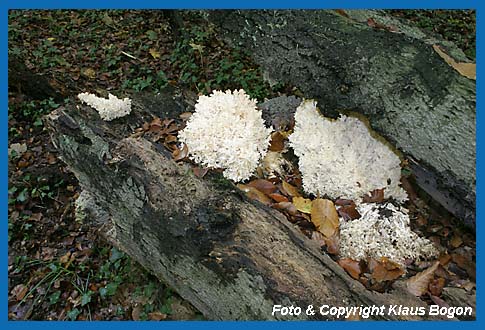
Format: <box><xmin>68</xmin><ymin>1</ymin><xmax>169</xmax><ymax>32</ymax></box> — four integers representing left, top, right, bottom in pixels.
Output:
<box><xmin>289</xmin><ymin>100</ymin><xmax>407</xmax><ymax>202</ymax></box>
<box><xmin>339</xmin><ymin>203</ymin><xmax>438</xmax><ymax>265</ymax></box>
<box><xmin>178</xmin><ymin>90</ymin><xmax>271</xmax><ymax>182</ymax></box>
<box><xmin>78</xmin><ymin>92</ymin><xmax>132</xmax><ymax>121</ymax></box>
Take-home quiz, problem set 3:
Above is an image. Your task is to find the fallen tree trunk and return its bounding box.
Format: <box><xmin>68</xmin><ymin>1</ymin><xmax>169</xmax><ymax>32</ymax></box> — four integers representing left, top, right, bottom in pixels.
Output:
<box><xmin>46</xmin><ymin>89</ymin><xmax>461</xmax><ymax>320</ymax></box>
<box><xmin>208</xmin><ymin>10</ymin><xmax>476</xmax><ymax>228</ymax></box>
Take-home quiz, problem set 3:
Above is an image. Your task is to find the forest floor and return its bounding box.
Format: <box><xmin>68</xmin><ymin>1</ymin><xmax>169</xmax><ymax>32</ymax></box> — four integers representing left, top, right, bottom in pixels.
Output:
<box><xmin>7</xmin><ymin>10</ymin><xmax>476</xmax><ymax>320</ymax></box>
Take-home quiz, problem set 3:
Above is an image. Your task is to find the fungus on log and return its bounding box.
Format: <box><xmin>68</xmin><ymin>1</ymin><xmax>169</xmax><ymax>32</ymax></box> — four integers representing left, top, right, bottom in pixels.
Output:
<box><xmin>208</xmin><ymin>9</ymin><xmax>476</xmax><ymax>228</ymax></box>
<box><xmin>46</xmin><ymin>89</ymin><xmax>470</xmax><ymax>320</ymax></box>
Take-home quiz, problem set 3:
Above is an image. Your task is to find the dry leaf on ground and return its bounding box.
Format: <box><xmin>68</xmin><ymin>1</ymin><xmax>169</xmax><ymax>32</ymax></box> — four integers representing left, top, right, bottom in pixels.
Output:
<box><xmin>362</xmin><ymin>188</ymin><xmax>385</xmax><ymax>203</ymax></box>
<box><xmin>272</xmin><ymin>202</ymin><xmax>298</xmax><ymax>216</ymax></box>
<box><xmin>338</xmin><ymin>258</ymin><xmax>362</xmax><ymax>279</ymax></box>
<box><xmin>237</xmin><ymin>184</ymin><xmax>272</xmax><ymax>205</ymax></box>
<box><xmin>247</xmin><ymin>179</ymin><xmax>278</xmax><ymax>195</ymax></box>
<box><xmin>369</xmin><ymin>257</ymin><xmax>405</xmax><ymax>282</ymax></box>
<box><xmin>281</xmin><ymin>181</ymin><xmax>301</xmax><ymax>197</ymax></box>
<box><xmin>405</xmin><ymin>261</ymin><xmax>439</xmax><ymax>296</ymax></box>
<box><xmin>269</xmin><ymin>193</ymin><xmax>288</xmax><ymax>203</ymax></box>
<box><xmin>269</xmin><ymin>131</ymin><xmax>286</xmax><ymax>152</ymax></box>
<box><xmin>433</xmin><ymin>44</ymin><xmax>476</xmax><ymax>80</ymax></box>
<box><xmin>311</xmin><ymin>199</ymin><xmax>339</xmax><ymax>238</ymax></box>
<box><xmin>293</xmin><ymin>196</ymin><xmax>312</xmax><ymax>214</ymax></box>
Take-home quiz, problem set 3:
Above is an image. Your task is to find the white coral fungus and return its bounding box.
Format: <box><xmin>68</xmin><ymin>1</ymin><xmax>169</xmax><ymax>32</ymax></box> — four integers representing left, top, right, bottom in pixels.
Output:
<box><xmin>178</xmin><ymin>90</ymin><xmax>271</xmax><ymax>182</ymax></box>
<box><xmin>78</xmin><ymin>92</ymin><xmax>132</xmax><ymax>121</ymax></box>
<box><xmin>339</xmin><ymin>203</ymin><xmax>438</xmax><ymax>265</ymax></box>
<box><xmin>289</xmin><ymin>100</ymin><xmax>407</xmax><ymax>202</ymax></box>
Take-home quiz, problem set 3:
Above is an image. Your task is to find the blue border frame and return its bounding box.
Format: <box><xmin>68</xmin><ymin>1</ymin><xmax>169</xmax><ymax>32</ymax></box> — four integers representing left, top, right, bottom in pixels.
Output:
<box><xmin>3</xmin><ymin>0</ymin><xmax>481</xmax><ymax>328</ymax></box>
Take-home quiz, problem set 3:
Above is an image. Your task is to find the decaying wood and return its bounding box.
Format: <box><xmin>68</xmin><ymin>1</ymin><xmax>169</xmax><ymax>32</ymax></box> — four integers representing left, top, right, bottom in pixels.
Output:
<box><xmin>208</xmin><ymin>10</ymin><xmax>476</xmax><ymax>228</ymax></box>
<box><xmin>45</xmin><ymin>89</ymin><xmax>470</xmax><ymax>320</ymax></box>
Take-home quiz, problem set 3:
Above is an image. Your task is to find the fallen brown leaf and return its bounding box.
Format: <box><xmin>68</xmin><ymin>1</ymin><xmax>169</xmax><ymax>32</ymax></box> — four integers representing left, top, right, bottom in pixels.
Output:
<box><xmin>179</xmin><ymin>112</ymin><xmax>193</xmax><ymax>120</ymax></box>
<box><xmin>247</xmin><ymin>179</ymin><xmax>278</xmax><ymax>195</ymax></box>
<box><xmin>405</xmin><ymin>261</ymin><xmax>439</xmax><ymax>296</ymax></box>
<box><xmin>433</xmin><ymin>44</ymin><xmax>476</xmax><ymax>80</ymax></box>
<box><xmin>172</xmin><ymin>143</ymin><xmax>188</xmax><ymax>161</ymax></box>
<box><xmin>325</xmin><ymin>235</ymin><xmax>340</xmax><ymax>255</ymax></box>
<box><xmin>369</xmin><ymin>257</ymin><xmax>404</xmax><ymax>282</ymax></box>
<box><xmin>237</xmin><ymin>184</ymin><xmax>272</xmax><ymax>205</ymax></box>
<box><xmin>280</xmin><ymin>181</ymin><xmax>300</xmax><ymax>197</ymax></box>
<box><xmin>269</xmin><ymin>131</ymin><xmax>286</xmax><ymax>152</ymax></box>
<box><xmin>311</xmin><ymin>231</ymin><xmax>326</xmax><ymax>248</ymax></box>
<box><xmin>272</xmin><ymin>201</ymin><xmax>298</xmax><ymax>216</ymax></box>
<box><xmin>334</xmin><ymin>198</ymin><xmax>354</xmax><ymax>206</ymax></box>
<box><xmin>193</xmin><ymin>166</ymin><xmax>209</xmax><ymax>178</ymax></box>
<box><xmin>269</xmin><ymin>193</ymin><xmax>289</xmax><ymax>203</ymax></box>
<box><xmin>132</xmin><ymin>305</ymin><xmax>142</xmax><ymax>321</ymax></box>
<box><xmin>311</xmin><ymin>199</ymin><xmax>339</xmax><ymax>238</ymax></box>
<box><xmin>429</xmin><ymin>277</ymin><xmax>446</xmax><ymax>296</ymax></box>
<box><xmin>450</xmin><ymin>235</ymin><xmax>463</xmax><ymax>248</ymax></box>
<box><xmin>149</xmin><ymin>117</ymin><xmax>162</xmax><ymax>132</ymax></box>
<box><xmin>11</xmin><ymin>284</ymin><xmax>28</xmax><ymax>301</ymax></box>
<box><xmin>148</xmin><ymin>311</ymin><xmax>167</xmax><ymax>321</ymax></box>
<box><xmin>338</xmin><ymin>203</ymin><xmax>361</xmax><ymax>220</ymax></box>
<box><xmin>362</xmin><ymin>188</ymin><xmax>385</xmax><ymax>203</ymax></box>
<box><xmin>338</xmin><ymin>258</ymin><xmax>361</xmax><ymax>279</ymax></box>
<box><xmin>293</xmin><ymin>196</ymin><xmax>312</xmax><ymax>214</ymax></box>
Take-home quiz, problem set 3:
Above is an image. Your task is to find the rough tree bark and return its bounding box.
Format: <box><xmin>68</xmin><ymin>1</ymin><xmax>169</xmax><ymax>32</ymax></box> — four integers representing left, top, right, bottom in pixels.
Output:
<box><xmin>45</xmin><ymin>89</ymin><xmax>474</xmax><ymax>320</ymax></box>
<box><xmin>208</xmin><ymin>10</ymin><xmax>476</xmax><ymax>228</ymax></box>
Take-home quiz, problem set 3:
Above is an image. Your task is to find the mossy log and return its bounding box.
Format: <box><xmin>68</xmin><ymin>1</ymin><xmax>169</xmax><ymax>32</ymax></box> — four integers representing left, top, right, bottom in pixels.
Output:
<box><xmin>45</xmin><ymin>89</ymin><xmax>469</xmax><ymax>320</ymax></box>
<box><xmin>208</xmin><ymin>10</ymin><xmax>476</xmax><ymax>228</ymax></box>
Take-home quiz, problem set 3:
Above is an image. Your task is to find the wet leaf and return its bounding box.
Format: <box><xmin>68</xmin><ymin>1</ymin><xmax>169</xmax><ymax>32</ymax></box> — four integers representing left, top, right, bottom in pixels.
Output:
<box><xmin>429</xmin><ymin>277</ymin><xmax>446</xmax><ymax>296</ymax></box>
<box><xmin>269</xmin><ymin>193</ymin><xmax>288</xmax><ymax>203</ymax></box>
<box><xmin>405</xmin><ymin>261</ymin><xmax>439</xmax><ymax>296</ymax></box>
<box><xmin>311</xmin><ymin>199</ymin><xmax>339</xmax><ymax>238</ymax></box>
<box><xmin>269</xmin><ymin>131</ymin><xmax>285</xmax><ymax>152</ymax></box>
<box><xmin>280</xmin><ymin>181</ymin><xmax>300</xmax><ymax>197</ymax></box>
<box><xmin>247</xmin><ymin>179</ymin><xmax>278</xmax><ymax>195</ymax></box>
<box><xmin>369</xmin><ymin>257</ymin><xmax>405</xmax><ymax>282</ymax></box>
<box><xmin>293</xmin><ymin>196</ymin><xmax>312</xmax><ymax>214</ymax></box>
<box><xmin>362</xmin><ymin>188</ymin><xmax>385</xmax><ymax>203</ymax></box>
<box><xmin>237</xmin><ymin>184</ymin><xmax>272</xmax><ymax>205</ymax></box>
<box><xmin>433</xmin><ymin>44</ymin><xmax>476</xmax><ymax>80</ymax></box>
<box><xmin>338</xmin><ymin>258</ymin><xmax>361</xmax><ymax>279</ymax></box>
